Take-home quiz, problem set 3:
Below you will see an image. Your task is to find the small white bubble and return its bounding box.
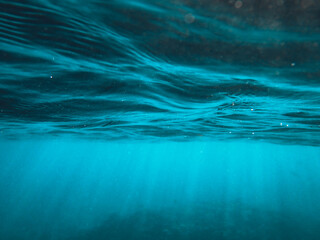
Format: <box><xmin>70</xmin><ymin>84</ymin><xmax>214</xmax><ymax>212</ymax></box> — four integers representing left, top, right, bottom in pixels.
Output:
<box><xmin>286</xmin><ymin>124</ymin><xmax>289</xmax><ymax>127</ymax></box>
<box><xmin>235</xmin><ymin>0</ymin><xmax>243</xmax><ymax>8</ymax></box>
<box><xmin>251</xmin><ymin>109</ymin><xmax>254</xmax><ymax>111</ymax></box>
<box><xmin>280</xmin><ymin>122</ymin><xmax>283</xmax><ymax>126</ymax></box>
<box><xmin>184</xmin><ymin>13</ymin><xmax>195</xmax><ymax>24</ymax></box>
<box><xmin>252</xmin><ymin>132</ymin><xmax>255</xmax><ymax>135</ymax></box>
<box><xmin>291</xmin><ymin>63</ymin><xmax>296</xmax><ymax>67</ymax></box>
<box><xmin>50</xmin><ymin>75</ymin><xmax>53</xmax><ymax>79</ymax></box>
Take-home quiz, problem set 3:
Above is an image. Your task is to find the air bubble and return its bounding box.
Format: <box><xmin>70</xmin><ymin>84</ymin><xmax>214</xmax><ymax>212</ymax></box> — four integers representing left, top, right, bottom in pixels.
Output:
<box><xmin>184</xmin><ymin>13</ymin><xmax>195</xmax><ymax>24</ymax></box>
<box><xmin>235</xmin><ymin>1</ymin><xmax>243</xmax><ymax>8</ymax></box>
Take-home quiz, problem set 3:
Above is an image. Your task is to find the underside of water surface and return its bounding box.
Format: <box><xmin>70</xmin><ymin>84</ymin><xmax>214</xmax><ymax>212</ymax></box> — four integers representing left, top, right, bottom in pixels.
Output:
<box><xmin>0</xmin><ymin>0</ymin><xmax>320</xmax><ymax>239</ymax></box>
<box><xmin>0</xmin><ymin>0</ymin><xmax>319</xmax><ymax>145</ymax></box>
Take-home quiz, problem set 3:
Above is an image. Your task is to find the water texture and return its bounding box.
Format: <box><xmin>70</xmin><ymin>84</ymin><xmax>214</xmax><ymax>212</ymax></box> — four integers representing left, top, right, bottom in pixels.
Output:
<box><xmin>1</xmin><ymin>1</ymin><xmax>320</xmax><ymax>240</ymax></box>
<box><xmin>0</xmin><ymin>0</ymin><xmax>319</xmax><ymax>145</ymax></box>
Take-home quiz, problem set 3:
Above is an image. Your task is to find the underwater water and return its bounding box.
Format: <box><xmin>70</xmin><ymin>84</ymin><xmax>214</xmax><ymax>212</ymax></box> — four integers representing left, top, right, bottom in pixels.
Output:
<box><xmin>1</xmin><ymin>0</ymin><xmax>320</xmax><ymax>239</ymax></box>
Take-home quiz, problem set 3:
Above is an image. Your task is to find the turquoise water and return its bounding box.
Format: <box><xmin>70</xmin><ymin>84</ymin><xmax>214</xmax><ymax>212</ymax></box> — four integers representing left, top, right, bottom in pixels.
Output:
<box><xmin>1</xmin><ymin>0</ymin><xmax>320</xmax><ymax>239</ymax></box>
<box><xmin>1</xmin><ymin>140</ymin><xmax>320</xmax><ymax>239</ymax></box>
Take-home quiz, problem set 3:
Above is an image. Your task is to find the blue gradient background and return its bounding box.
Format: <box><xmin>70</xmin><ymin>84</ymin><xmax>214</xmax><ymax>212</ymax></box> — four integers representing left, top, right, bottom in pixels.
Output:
<box><xmin>1</xmin><ymin>139</ymin><xmax>320</xmax><ymax>239</ymax></box>
<box><xmin>1</xmin><ymin>0</ymin><xmax>320</xmax><ymax>239</ymax></box>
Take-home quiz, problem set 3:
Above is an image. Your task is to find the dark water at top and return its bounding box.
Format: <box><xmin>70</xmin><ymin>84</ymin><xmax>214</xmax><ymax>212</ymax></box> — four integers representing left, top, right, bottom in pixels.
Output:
<box><xmin>1</xmin><ymin>0</ymin><xmax>320</xmax><ymax>145</ymax></box>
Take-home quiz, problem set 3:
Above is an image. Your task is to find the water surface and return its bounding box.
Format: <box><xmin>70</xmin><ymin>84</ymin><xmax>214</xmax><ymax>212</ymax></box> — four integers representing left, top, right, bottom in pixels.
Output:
<box><xmin>1</xmin><ymin>1</ymin><xmax>320</xmax><ymax>239</ymax></box>
<box><xmin>0</xmin><ymin>0</ymin><xmax>319</xmax><ymax>145</ymax></box>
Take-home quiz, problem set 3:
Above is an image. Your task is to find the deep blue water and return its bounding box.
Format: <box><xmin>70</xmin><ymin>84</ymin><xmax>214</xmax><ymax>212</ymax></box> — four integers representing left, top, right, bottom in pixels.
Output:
<box><xmin>1</xmin><ymin>0</ymin><xmax>320</xmax><ymax>239</ymax></box>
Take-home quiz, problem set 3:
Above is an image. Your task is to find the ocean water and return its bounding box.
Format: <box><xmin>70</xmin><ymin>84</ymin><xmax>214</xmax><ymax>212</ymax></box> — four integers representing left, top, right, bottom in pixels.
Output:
<box><xmin>0</xmin><ymin>0</ymin><xmax>320</xmax><ymax>239</ymax></box>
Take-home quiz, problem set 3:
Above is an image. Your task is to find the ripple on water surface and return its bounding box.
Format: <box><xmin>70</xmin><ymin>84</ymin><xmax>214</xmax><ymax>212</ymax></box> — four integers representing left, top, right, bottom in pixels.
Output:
<box><xmin>0</xmin><ymin>0</ymin><xmax>319</xmax><ymax>145</ymax></box>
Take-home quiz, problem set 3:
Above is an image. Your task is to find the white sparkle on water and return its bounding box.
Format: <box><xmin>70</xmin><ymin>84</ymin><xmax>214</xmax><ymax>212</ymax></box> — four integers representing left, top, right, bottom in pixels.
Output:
<box><xmin>235</xmin><ymin>1</ymin><xmax>243</xmax><ymax>8</ymax></box>
<box><xmin>184</xmin><ymin>13</ymin><xmax>195</xmax><ymax>24</ymax></box>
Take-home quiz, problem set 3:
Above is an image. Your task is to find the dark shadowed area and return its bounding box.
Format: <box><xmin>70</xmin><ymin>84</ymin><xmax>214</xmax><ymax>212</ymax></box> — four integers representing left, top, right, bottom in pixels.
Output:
<box><xmin>0</xmin><ymin>0</ymin><xmax>319</xmax><ymax>145</ymax></box>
